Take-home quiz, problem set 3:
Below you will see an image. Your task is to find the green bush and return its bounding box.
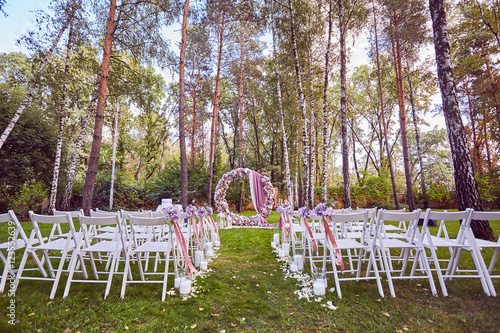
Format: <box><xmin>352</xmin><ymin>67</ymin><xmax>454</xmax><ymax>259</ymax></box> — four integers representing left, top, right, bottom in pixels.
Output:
<box><xmin>9</xmin><ymin>181</ymin><xmax>48</xmax><ymax>220</ymax></box>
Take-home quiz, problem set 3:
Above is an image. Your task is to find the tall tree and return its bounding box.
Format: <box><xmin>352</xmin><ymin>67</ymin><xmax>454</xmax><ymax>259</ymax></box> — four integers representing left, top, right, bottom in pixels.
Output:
<box><xmin>288</xmin><ymin>0</ymin><xmax>309</xmax><ymax>207</ymax></box>
<box><xmin>339</xmin><ymin>0</ymin><xmax>351</xmax><ymax>208</ymax></box>
<box><xmin>271</xmin><ymin>0</ymin><xmax>293</xmax><ymax>206</ymax></box>
<box><xmin>372</xmin><ymin>0</ymin><xmax>399</xmax><ymax>209</ymax></box>
<box><xmin>321</xmin><ymin>0</ymin><xmax>334</xmax><ymax>203</ymax></box>
<box><xmin>390</xmin><ymin>6</ymin><xmax>415</xmax><ymax>211</ymax></box>
<box><xmin>429</xmin><ymin>0</ymin><xmax>495</xmax><ymax>240</ymax></box>
<box><xmin>207</xmin><ymin>4</ymin><xmax>226</xmax><ymax>207</ymax></box>
<box><xmin>179</xmin><ymin>0</ymin><xmax>190</xmax><ymax>209</ymax></box>
<box><xmin>82</xmin><ymin>0</ymin><xmax>117</xmax><ymax>214</ymax></box>
<box><xmin>0</xmin><ymin>0</ymin><xmax>81</xmax><ymax>150</ymax></box>
<box><xmin>49</xmin><ymin>15</ymin><xmax>75</xmax><ymax>214</ymax></box>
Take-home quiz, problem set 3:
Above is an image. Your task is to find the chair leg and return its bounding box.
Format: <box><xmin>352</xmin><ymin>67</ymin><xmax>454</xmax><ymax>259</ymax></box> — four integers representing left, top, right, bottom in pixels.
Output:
<box><xmin>428</xmin><ymin>246</ymin><xmax>448</xmax><ymax>297</ymax></box>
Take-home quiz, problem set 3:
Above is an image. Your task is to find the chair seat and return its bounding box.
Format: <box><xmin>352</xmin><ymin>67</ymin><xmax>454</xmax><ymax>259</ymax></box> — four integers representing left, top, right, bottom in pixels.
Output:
<box><xmin>375</xmin><ymin>238</ymin><xmax>418</xmax><ymax>249</ymax></box>
<box><xmin>133</xmin><ymin>241</ymin><xmax>170</xmax><ymax>253</ymax></box>
<box><xmin>475</xmin><ymin>239</ymin><xmax>500</xmax><ymax>249</ymax></box>
<box><xmin>423</xmin><ymin>237</ymin><xmax>469</xmax><ymax>248</ymax></box>
<box><xmin>0</xmin><ymin>239</ymin><xmax>26</xmax><ymax>250</ymax></box>
<box><xmin>384</xmin><ymin>225</ymin><xmax>404</xmax><ymax>231</ymax></box>
<box><xmin>36</xmin><ymin>238</ymin><xmax>76</xmax><ymax>251</ymax></box>
<box><xmin>330</xmin><ymin>238</ymin><xmax>366</xmax><ymax>250</ymax></box>
<box><xmin>84</xmin><ymin>240</ymin><xmax>125</xmax><ymax>252</ymax></box>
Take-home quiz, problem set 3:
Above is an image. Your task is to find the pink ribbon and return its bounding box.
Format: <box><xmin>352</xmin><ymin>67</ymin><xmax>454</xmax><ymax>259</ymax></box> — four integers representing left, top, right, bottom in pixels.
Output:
<box><xmin>208</xmin><ymin>215</ymin><xmax>218</xmax><ymax>234</ymax></box>
<box><xmin>322</xmin><ymin>216</ymin><xmax>344</xmax><ymax>272</ymax></box>
<box><xmin>173</xmin><ymin>221</ymin><xmax>197</xmax><ymax>276</ymax></box>
<box><xmin>192</xmin><ymin>217</ymin><xmax>202</xmax><ymax>250</ymax></box>
<box><xmin>302</xmin><ymin>217</ymin><xmax>318</xmax><ymax>252</ymax></box>
<box><xmin>199</xmin><ymin>216</ymin><xmax>206</xmax><ymax>241</ymax></box>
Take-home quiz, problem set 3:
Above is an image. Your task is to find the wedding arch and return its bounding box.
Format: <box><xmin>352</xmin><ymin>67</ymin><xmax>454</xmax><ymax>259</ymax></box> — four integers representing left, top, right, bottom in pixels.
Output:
<box><xmin>214</xmin><ymin>168</ymin><xmax>274</xmax><ymax>226</ymax></box>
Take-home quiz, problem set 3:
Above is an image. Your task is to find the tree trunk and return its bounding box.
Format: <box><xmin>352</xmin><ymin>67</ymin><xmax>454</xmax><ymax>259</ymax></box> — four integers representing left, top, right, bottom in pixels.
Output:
<box><xmin>0</xmin><ymin>0</ymin><xmax>81</xmax><ymax>150</ymax></box>
<box><xmin>466</xmin><ymin>83</ymin><xmax>482</xmax><ymax>171</ymax></box>
<box><xmin>321</xmin><ymin>3</ymin><xmax>333</xmax><ymax>204</ymax></box>
<box><xmin>339</xmin><ymin>0</ymin><xmax>351</xmax><ymax>208</ymax></box>
<box><xmin>372</xmin><ymin>0</ymin><xmax>399</xmax><ymax>209</ymax></box>
<box><xmin>391</xmin><ymin>8</ymin><xmax>415</xmax><ymax>211</ymax></box>
<box><xmin>238</xmin><ymin>33</ymin><xmax>245</xmax><ymax>213</ymax></box>
<box><xmin>109</xmin><ymin>97</ymin><xmax>119</xmax><ymax>210</ymax></box>
<box><xmin>272</xmin><ymin>3</ymin><xmax>293</xmax><ymax>207</ymax></box>
<box><xmin>190</xmin><ymin>65</ymin><xmax>201</xmax><ymax>163</ymax></box>
<box><xmin>178</xmin><ymin>0</ymin><xmax>190</xmax><ymax>209</ymax></box>
<box><xmin>250</xmin><ymin>99</ymin><xmax>262</xmax><ymax>172</ymax></box>
<box><xmin>429</xmin><ymin>0</ymin><xmax>495</xmax><ymax>241</ymax></box>
<box><xmin>288</xmin><ymin>0</ymin><xmax>309</xmax><ymax>207</ymax></box>
<box><xmin>407</xmin><ymin>64</ymin><xmax>429</xmax><ymax>208</ymax></box>
<box><xmin>49</xmin><ymin>17</ymin><xmax>74</xmax><ymax>214</ymax></box>
<box><xmin>82</xmin><ymin>0</ymin><xmax>116</xmax><ymax>215</ymax></box>
<box><xmin>307</xmin><ymin>48</ymin><xmax>316</xmax><ymax>206</ymax></box>
<box><xmin>207</xmin><ymin>8</ymin><xmax>225</xmax><ymax>207</ymax></box>
<box><xmin>60</xmin><ymin>76</ymin><xmax>100</xmax><ymax>211</ymax></box>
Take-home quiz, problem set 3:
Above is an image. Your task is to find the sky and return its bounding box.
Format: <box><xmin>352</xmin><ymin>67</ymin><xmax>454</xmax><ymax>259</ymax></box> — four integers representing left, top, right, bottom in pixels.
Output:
<box><xmin>1</xmin><ymin>0</ymin><xmax>445</xmax><ymax>131</ymax></box>
<box><xmin>0</xmin><ymin>0</ymin><xmax>51</xmax><ymax>53</ymax></box>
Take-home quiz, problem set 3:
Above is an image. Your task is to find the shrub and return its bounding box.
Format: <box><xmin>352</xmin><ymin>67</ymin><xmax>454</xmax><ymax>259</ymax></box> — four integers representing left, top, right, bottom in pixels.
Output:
<box><xmin>9</xmin><ymin>181</ymin><xmax>48</xmax><ymax>220</ymax></box>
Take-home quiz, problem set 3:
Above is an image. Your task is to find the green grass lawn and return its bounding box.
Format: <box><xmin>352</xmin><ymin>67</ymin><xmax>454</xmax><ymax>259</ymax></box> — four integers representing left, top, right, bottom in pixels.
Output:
<box><xmin>0</xmin><ymin>211</ymin><xmax>499</xmax><ymax>332</ymax></box>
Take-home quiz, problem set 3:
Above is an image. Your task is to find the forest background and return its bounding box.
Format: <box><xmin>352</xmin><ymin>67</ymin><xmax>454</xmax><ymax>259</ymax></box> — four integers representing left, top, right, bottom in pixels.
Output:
<box><xmin>0</xmin><ymin>0</ymin><xmax>499</xmax><ymax>228</ymax></box>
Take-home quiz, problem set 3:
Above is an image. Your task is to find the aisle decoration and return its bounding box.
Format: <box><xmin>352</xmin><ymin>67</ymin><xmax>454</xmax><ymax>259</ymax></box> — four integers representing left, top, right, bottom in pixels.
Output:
<box><xmin>315</xmin><ymin>203</ymin><xmax>344</xmax><ymax>272</ymax></box>
<box><xmin>298</xmin><ymin>206</ymin><xmax>317</xmax><ymax>252</ymax></box>
<box><xmin>164</xmin><ymin>206</ymin><xmax>197</xmax><ymax>276</ymax></box>
<box><xmin>276</xmin><ymin>204</ymin><xmax>294</xmax><ymax>243</ymax></box>
<box><xmin>214</xmin><ymin>168</ymin><xmax>274</xmax><ymax>226</ymax></box>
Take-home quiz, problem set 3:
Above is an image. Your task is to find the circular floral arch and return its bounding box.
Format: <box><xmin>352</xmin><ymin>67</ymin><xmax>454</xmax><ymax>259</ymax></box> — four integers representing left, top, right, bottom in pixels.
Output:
<box><xmin>214</xmin><ymin>168</ymin><xmax>275</xmax><ymax>226</ymax></box>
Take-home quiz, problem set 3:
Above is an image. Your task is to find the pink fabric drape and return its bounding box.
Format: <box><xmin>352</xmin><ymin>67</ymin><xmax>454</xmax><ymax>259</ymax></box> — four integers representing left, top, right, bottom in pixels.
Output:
<box><xmin>251</xmin><ymin>170</ymin><xmax>267</xmax><ymax>226</ymax></box>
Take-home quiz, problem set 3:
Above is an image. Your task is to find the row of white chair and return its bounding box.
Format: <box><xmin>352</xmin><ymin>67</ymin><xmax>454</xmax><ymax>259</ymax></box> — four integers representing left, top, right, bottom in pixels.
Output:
<box><xmin>0</xmin><ymin>209</ymin><xmax>219</xmax><ymax>300</ymax></box>
<box><xmin>278</xmin><ymin>207</ymin><xmax>499</xmax><ymax>298</ymax></box>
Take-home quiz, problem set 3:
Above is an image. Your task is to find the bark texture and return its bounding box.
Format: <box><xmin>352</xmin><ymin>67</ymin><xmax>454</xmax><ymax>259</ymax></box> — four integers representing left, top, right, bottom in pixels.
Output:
<box><xmin>339</xmin><ymin>0</ymin><xmax>351</xmax><ymax>208</ymax></box>
<box><xmin>288</xmin><ymin>0</ymin><xmax>309</xmax><ymax>207</ymax></box>
<box><xmin>49</xmin><ymin>17</ymin><xmax>74</xmax><ymax>214</ymax></box>
<box><xmin>321</xmin><ymin>0</ymin><xmax>333</xmax><ymax>203</ymax></box>
<box><xmin>271</xmin><ymin>5</ymin><xmax>293</xmax><ymax>206</ymax></box>
<box><xmin>207</xmin><ymin>8</ymin><xmax>225</xmax><ymax>207</ymax></box>
<box><xmin>429</xmin><ymin>0</ymin><xmax>495</xmax><ymax>240</ymax></box>
<box><xmin>82</xmin><ymin>0</ymin><xmax>116</xmax><ymax>214</ymax></box>
<box><xmin>179</xmin><ymin>0</ymin><xmax>190</xmax><ymax>209</ymax></box>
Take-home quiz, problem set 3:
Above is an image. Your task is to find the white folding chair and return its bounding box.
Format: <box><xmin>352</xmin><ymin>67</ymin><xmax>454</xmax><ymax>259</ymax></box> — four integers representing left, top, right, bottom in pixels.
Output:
<box><xmin>325</xmin><ymin>211</ymin><xmax>384</xmax><ymax>298</ymax></box>
<box><xmin>419</xmin><ymin>208</ymin><xmax>492</xmax><ymax>296</ymax></box>
<box><xmin>14</xmin><ymin>211</ymin><xmax>81</xmax><ymax>299</ymax></box>
<box><xmin>373</xmin><ymin>209</ymin><xmax>437</xmax><ymax>297</ymax></box>
<box><xmin>63</xmin><ymin>214</ymin><xmax>127</xmax><ymax>299</ymax></box>
<box><xmin>447</xmin><ymin>210</ymin><xmax>499</xmax><ymax>297</ymax></box>
<box><xmin>121</xmin><ymin>216</ymin><xmax>173</xmax><ymax>301</ymax></box>
<box><xmin>0</xmin><ymin>211</ymin><xmax>32</xmax><ymax>292</ymax></box>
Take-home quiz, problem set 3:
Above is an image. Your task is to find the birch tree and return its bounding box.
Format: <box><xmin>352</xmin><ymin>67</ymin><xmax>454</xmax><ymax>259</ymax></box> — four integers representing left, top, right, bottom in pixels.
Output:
<box><xmin>429</xmin><ymin>0</ymin><xmax>495</xmax><ymax>240</ymax></box>
<box><xmin>49</xmin><ymin>17</ymin><xmax>75</xmax><ymax>214</ymax></box>
<box><xmin>0</xmin><ymin>0</ymin><xmax>81</xmax><ymax>150</ymax></box>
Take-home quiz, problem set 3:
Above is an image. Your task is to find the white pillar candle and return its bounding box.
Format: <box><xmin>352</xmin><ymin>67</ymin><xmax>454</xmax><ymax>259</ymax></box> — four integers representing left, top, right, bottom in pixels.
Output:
<box><xmin>214</xmin><ymin>240</ymin><xmax>221</xmax><ymax>247</ymax></box>
<box><xmin>295</xmin><ymin>255</ymin><xmax>304</xmax><ymax>271</ymax></box>
<box><xmin>206</xmin><ymin>249</ymin><xmax>214</xmax><ymax>258</ymax></box>
<box><xmin>282</xmin><ymin>243</ymin><xmax>290</xmax><ymax>256</ymax></box>
<box><xmin>195</xmin><ymin>250</ymin><xmax>204</xmax><ymax>268</ymax></box>
<box><xmin>271</xmin><ymin>241</ymin><xmax>276</xmax><ymax>248</ymax></box>
<box><xmin>273</xmin><ymin>233</ymin><xmax>280</xmax><ymax>244</ymax></box>
<box><xmin>290</xmin><ymin>263</ymin><xmax>298</xmax><ymax>272</ymax></box>
<box><xmin>179</xmin><ymin>280</ymin><xmax>191</xmax><ymax>295</ymax></box>
<box><xmin>200</xmin><ymin>260</ymin><xmax>208</xmax><ymax>271</ymax></box>
<box><xmin>278</xmin><ymin>249</ymin><xmax>285</xmax><ymax>258</ymax></box>
<box><xmin>174</xmin><ymin>277</ymin><xmax>181</xmax><ymax>289</ymax></box>
<box><xmin>313</xmin><ymin>280</ymin><xmax>326</xmax><ymax>296</ymax></box>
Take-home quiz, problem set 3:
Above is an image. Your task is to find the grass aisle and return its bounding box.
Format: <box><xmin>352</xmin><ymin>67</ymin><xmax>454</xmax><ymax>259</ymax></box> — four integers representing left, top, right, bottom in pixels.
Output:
<box><xmin>1</xmin><ymin>226</ymin><xmax>500</xmax><ymax>332</ymax></box>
